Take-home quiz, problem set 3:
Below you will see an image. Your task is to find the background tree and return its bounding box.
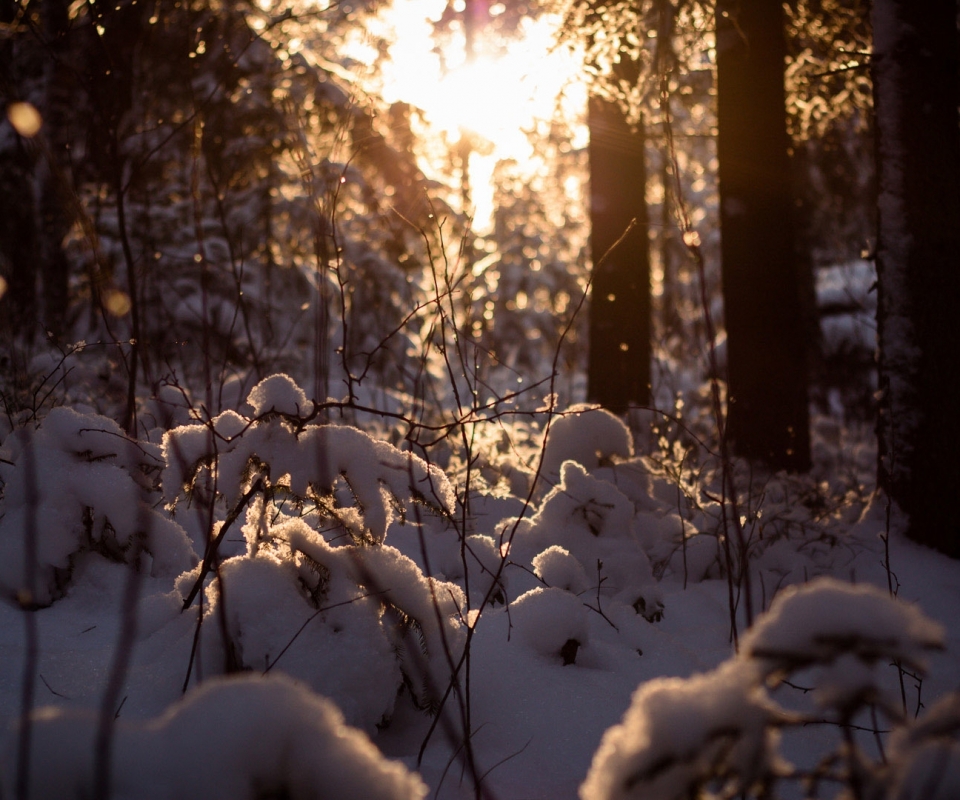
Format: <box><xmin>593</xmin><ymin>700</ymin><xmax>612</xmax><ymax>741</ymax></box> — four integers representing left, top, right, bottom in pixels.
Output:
<box><xmin>715</xmin><ymin>0</ymin><xmax>811</xmax><ymax>472</ymax></box>
<box><xmin>0</xmin><ymin>1</ymin><xmax>43</xmax><ymax>343</ymax></box>
<box><xmin>872</xmin><ymin>0</ymin><xmax>960</xmax><ymax>558</ymax></box>
<box><xmin>586</xmin><ymin>74</ymin><xmax>651</xmax><ymax>414</ymax></box>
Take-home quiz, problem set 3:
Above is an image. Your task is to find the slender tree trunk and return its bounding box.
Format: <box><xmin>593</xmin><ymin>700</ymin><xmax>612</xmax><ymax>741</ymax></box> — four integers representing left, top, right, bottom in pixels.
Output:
<box><xmin>658</xmin><ymin>154</ymin><xmax>680</xmax><ymax>337</ymax></box>
<box><xmin>715</xmin><ymin>0</ymin><xmax>811</xmax><ymax>471</ymax></box>
<box><xmin>587</xmin><ymin>97</ymin><xmax>651</xmax><ymax>414</ymax></box>
<box><xmin>872</xmin><ymin>0</ymin><xmax>960</xmax><ymax>558</ymax></box>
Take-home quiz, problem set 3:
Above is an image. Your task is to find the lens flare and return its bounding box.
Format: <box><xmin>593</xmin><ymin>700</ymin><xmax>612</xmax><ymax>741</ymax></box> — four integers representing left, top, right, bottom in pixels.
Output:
<box><xmin>7</xmin><ymin>102</ymin><xmax>42</xmax><ymax>138</ymax></box>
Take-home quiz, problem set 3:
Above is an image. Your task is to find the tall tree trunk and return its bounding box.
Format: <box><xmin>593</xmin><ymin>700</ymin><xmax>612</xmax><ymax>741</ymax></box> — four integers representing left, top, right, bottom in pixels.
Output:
<box><xmin>38</xmin><ymin>0</ymin><xmax>73</xmax><ymax>338</ymax></box>
<box><xmin>715</xmin><ymin>0</ymin><xmax>811</xmax><ymax>471</ymax></box>
<box><xmin>587</xmin><ymin>97</ymin><xmax>651</xmax><ymax>414</ymax></box>
<box><xmin>0</xmin><ymin>1</ymin><xmax>39</xmax><ymax>341</ymax></box>
<box><xmin>872</xmin><ymin>0</ymin><xmax>960</xmax><ymax>558</ymax></box>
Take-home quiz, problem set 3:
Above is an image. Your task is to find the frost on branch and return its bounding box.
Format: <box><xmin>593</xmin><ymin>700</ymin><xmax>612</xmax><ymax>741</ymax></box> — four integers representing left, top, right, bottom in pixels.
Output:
<box><xmin>2</xmin><ymin>673</ymin><xmax>427</xmax><ymax>800</ymax></box>
<box><xmin>162</xmin><ymin>374</ymin><xmax>454</xmax><ymax>542</ymax></box>
<box><xmin>0</xmin><ymin>407</ymin><xmax>197</xmax><ymax>606</ymax></box>
<box><xmin>580</xmin><ymin>661</ymin><xmax>786</xmax><ymax>800</ymax></box>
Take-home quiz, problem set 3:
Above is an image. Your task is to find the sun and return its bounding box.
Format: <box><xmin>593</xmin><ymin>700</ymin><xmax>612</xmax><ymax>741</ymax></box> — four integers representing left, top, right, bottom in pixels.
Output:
<box><xmin>375</xmin><ymin>0</ymin><xmax>587</xmax><ymax>226</ymax></box>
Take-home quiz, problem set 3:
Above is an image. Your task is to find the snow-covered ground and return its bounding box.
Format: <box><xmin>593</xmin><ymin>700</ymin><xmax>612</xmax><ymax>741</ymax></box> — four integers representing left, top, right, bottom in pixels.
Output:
<box><xmin>1</xmin><ymin>378</ymin><xmax>958</xmax><ymax>799</ymax></box>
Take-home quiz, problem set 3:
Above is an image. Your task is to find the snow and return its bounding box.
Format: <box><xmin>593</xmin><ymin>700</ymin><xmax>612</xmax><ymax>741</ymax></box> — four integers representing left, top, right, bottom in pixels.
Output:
<box><xmin>540</xmin><ymin>404</ymin><xmax>634</xmax><ymax>484</ymax></box>
<box><xmin>2</xmin><ymin>378</ymin><xmax>960</xmax><ymax>799</ymax></box>
<box><xmin>887</xmin><ymin>693</ymin><xmax>960</xmax><ymax>800</ymax></box>
<box><xmin>742</xmin><ymin>577</ymin><xmax>944</xmax><ymax>677</ymax></box>
<box><xmin>0</xmin><ymin>408</ymin><xmax>197</xmax><ymax>607</ymax></box>
<box><xmin>246</xmin><ymin>373</ymin><xmax>311</xmax><ymax>417</ymax></box>
<box><xmin>579</xmin><ymin>661</ymin><xmax>784</xmax><ymax>800</ymax></box>
<box><xmin>1</xmin><ymin>673</ymin><xmax>428</xmax><ymax>800</ymax></box>
<box><xmin>511</xmin><ymin>586</ymin><xmax>591</xmax><ymax>663</ymax></box>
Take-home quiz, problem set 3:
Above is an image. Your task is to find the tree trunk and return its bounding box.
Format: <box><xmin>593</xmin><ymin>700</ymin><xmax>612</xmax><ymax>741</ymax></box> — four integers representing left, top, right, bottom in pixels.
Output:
<box><xmin>872</xmin><ymin>0</ymin><xmax>960</xmax><ymax>558</ymax></box>
<box><xmin>38</xmin><ymin>0</ymin><xmax>73</xmax><ymax>338</ymax></box>
<box><xmin>587</xmin><ymin>97</ymin><xmax>651</xmax><ymax>414</ymax></box>
<box><xmin>0</xmin><ymin>2</ymin><xmax>39</xmax><ymax>341</ymax></box>
<box><xmin>715</xmin><ymin>0</ymin><xmax>811</xmax><ymax>471</ymax></box>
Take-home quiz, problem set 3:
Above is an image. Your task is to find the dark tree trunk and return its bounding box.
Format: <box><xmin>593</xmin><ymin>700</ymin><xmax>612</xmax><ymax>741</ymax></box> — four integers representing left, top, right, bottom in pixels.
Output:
<box><xmin>38</xmin><ymin>0</ymin><xmax>73</xmax><ymax>338</ymax></box>
<box><xmin>0</xmin><ymin>2</ymin><xmax>39</xmax><ymax>341</ymax></box>
<box><xmin>587</xmin><ymin>97</ymin><xmax>651</xmax><ymax>414</ymax></box>
<box><xmin>872</xmin><ymin>0</ymin><xmax>960</xmax><ymax>558</ymax></box>
<box><xmin>715</xmin><ymin>0</ymin><xmax>811</xmax><ymax>471</ymax></box>
<box><xmin>0</xmin><ymin>140</ymin><xmax>40</xmax><ymax>341</ymax></box>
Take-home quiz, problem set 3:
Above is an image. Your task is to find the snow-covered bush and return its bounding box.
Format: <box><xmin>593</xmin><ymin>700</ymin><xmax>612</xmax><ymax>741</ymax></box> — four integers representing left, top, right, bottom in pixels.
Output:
<box><xmin>580</xmin><ymin>578</ymin><xmax>950</xmax><ymax>800</ymax></box>
<box><xmin>884</xmin><ymin>692</ymin><xmax>960</xmax><ymax>800</ymax></box>
<box><xmin>166</xmin><ymin>376</ymin><xmax>465</xmax><ymax>727</ymax></box>
<box><xmin>2</xmin><ymin>673</ymin><xmax>427</xmax><ymax>800</ymax></box>
<box><xmin>507</xmin><ymin>460</ymin><xmax>662</xmax><ymax>620</ymax></box>
<box><xmin>741</xmin><ymin>577</ymin><xmax>944</xmax><ymax>719</ymax></box>
<box><xmin>511</xmin><ymin>585</ymin><xmax>591</xmax><ymax>665</ymax></box>
<box><xmin>580</xmin><ymin>661</ymin><xmax>785</xmax><ymax>800</ymax></box>
<box><xmin>540</xmin><ymin>404</ymin><xmax>634</xmax><ymax>484</ymax></box>
<box><xmin>0</xmin><ymin>407</ymin><xmax>197</xmax><ymax>606</ymax></box>
<box><xmin>192</xmin><ymin>514</ymin><xmax>467</xmax><ymax>728</ymax></box>
<box><xmin>163</xmin><ymin>374</ymin><xmax>454</xmax><ymax>544</ymax></box>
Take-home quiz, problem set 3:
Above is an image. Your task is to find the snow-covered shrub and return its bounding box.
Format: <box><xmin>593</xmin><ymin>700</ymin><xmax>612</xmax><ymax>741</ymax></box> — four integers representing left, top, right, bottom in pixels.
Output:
<box><xmin>741</xmin><ymin>577</ymin><xmax>944</xmax><ymax>718</ymax></box>
<box><xmin>166</xmin><ymin>376</ymin><xmax>465</xmax><ymax>726</ymax></box>
<box><xmin>507</xmin><ymin>461</ymin><xmax>662</xmax><ymax>620</ymax></box>
<box><xmin>580</xmin><ymin>578</ymin><xmax>949</xmax><ymax>800</ymax></box>
<box><xmin>540</xmin><ymin>404</ymin><xmax>633</xmax><ymax>484</ymax></box>
<box><xmin>532</xmin><ymin>545</ymin><xmax>590</xmax><ymax>594</ymax></box>
<box><xmin>194</xmin><ymin>514</ymin><xmax>467</xmax><ymax>728</ymax></box>
<box><xmin>0</xmin><ymin>407</ymin><xmax>197</xmax><ymax>606</ymax></box>
<box><xmin>884</xmin><ymin>692</ymin><xmax>960</xmax><ymax>800</ymax></box>
<box><xmin>2</xmin><ymin>673</ymin><xmax>427</xmax><ymax>800</ymax></box>
<box><xmin>163</xmin><ymin>374</ymin><xmax>454</xmax><ymax>544</ymax></box>
<box><xmin>580</xmin><ymin>661</ymin><xmax>785</xmax><ymax>800</ymax></box>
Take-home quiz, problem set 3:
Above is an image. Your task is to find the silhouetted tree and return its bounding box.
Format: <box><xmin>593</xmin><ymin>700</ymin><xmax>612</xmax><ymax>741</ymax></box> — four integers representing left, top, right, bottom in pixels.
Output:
<box><xmin>0</xmin><ymin>1</ymin><xmax>41</xmax><ymax>342</ymax></box>
<box><xmin>586</xmin><ymin>94</ymin><xmax>650</xmax><ymax>414</ymax></box>
<box><xmin>872</xmin><ymin>0</ymin><xmax>960</xmax><ymax>558</ymax></box>
<box><xmin>715</xmin><ymin>0</ymin><xmax>811</xmax><ymax>471</ymax></box>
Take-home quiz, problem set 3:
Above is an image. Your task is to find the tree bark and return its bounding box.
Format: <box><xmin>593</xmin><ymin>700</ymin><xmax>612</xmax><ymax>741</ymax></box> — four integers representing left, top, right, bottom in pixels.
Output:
<box><xmin>587</xmin><ymin>97</ymin><xmax>651</xmax><ymax>414</ymax></box>
<box><xmin>715</xmin><ymin>0</ymin><xmax>811</xmax><ymax>471</ymax></box>
<box><xmin>872</xmin><ymin>0</ymin><xmax>960</xmax><ymax>558</ymax></box>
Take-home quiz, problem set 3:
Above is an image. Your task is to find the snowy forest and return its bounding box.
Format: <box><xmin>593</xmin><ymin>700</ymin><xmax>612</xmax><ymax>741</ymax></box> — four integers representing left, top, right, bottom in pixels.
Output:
<box><xmin>1</xmin><ymin>0</ymin><xmax>959</xmax><ymax>798</ymax></box>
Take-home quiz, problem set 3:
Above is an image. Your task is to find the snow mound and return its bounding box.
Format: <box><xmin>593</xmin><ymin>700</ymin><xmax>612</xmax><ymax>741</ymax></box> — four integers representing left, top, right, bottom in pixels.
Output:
<box><xmin>512</xmin><ymin>586</ymin><xmax>590</xmax><ymax>664</ymax></box>
<box><xmin>2</xmin><ymin>673</ymin><xmax>427</xmax><ymax>800</ymax></box>
<box><xmin>247</xmin><ymin>372</ymin><xmax>310</xmax><ymax>417</ymax></box>
<box><xmin>508</xmin><ymin>462</ymin><xmax>661</xmax><ymax>619</ymax></box>
<box><xmin>533</xmin><ymin>545</ymin><xmax>590</xmax><ymax>594</ymax></box>
<box><xmin>541</xmin><ymin>405</ymin><xmax>633</xmax><ymax>480</ymax></box>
